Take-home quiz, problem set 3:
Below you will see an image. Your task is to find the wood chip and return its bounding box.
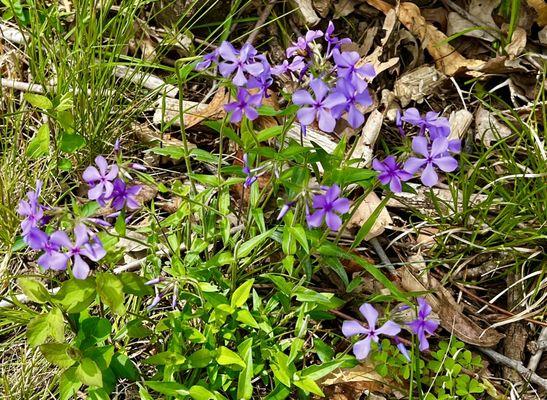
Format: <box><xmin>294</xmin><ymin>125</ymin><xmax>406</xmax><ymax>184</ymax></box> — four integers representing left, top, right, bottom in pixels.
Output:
<box><xmin>475</xmin><ymin>107</ymin><xmax>512</xmax><ymax>147</ymax></box>
<box><xmin>448</xmin><ymin>109</ymin><xmax>473</xmax><ymax>140</ymax></box>
<box><xmin>352</xmin><ymin>110</ymin><xmax>383</xmax><ymax>167</ymax></box>
<box><xmin>291</xmin><ymin>0</ymin><xmax>320</xmax><ymax>26</ymax></box>
<box><xmin>346</xmin><ymin>192</ymin><xmax>392</xmax><ymax>241</ymax></box>
<box><xmin>393</xmin><ymin>66</ymin><xmax>446</xmax><ymax>106</ymax></box>
<box><xmin>113</xmin><ymin>65</ymin><xmax>178</xmax><ymax>98</ymax></box>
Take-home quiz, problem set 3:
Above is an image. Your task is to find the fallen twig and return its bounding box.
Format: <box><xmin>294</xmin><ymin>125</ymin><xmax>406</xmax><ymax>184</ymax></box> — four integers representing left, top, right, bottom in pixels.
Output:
<box><xmin>527</xmin><ymin>326</ymin><xmax>547</xmax><ymax>372</ymax></box>
<box><xmin>246</xmin><ymin>1</ymin><xmax>277</xmax><ymax>46</ymax></box>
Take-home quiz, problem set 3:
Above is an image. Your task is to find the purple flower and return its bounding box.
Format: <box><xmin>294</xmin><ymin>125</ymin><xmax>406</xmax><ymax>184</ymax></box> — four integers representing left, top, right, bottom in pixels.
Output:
<box><xmin>324</xmin><ymin>21</ymin><xmax>351</xmax><ymax>56</ymax></box>
<box><xmin>113</xmin><ymin>138</ymin><xmax>121</xmax><ymax>153</ymax></box>
<box><xmin>404</xmin><ymin>137</ymin><xmax>459</xmax><ymax>187</ymax></box>
<box><xmin>307</xmin><ymin>184</ymin><xmax>350</xmax><ymax>231</ymax></box>
<box><xmin>408</xmin><ymin>298</ymin><xmax>439</xmax><ymax>351</ymax></box>
<box><xmin>342</xmin><ymin>303</ymin><xmax>401</xmax><ymax>360</ymax></box>
<box><xmin>51</xmin><ymin>224</ymin><xmax>106</xmax><ymax>279</ymax></box>
<box><xmin>82</xmin><ymin>156</ymin><xmax>119</xmax><ymax>201</ymax></box>
<box><xmin>393</xmin><ymin>336</ymin><xmax>411</xmax><ymax>361</ymax></box>
<box><xmin>277</xmin><ymin>201</ymin><xmax>294</xmax><ymax>220</ymax></box>
<box><xmin>372</xmin><ymin>156</ymin><xmax>413</xmax><ymax>193</ymax></box>
<box><xmin>395</xmin><ymin>110</ymin><xmax>405</xmax><ymax>136</ymax></box>
<box><xmin>332</xmin><ymin>49</ymin><xmax>375</xmax><ymax>91</ymax></box>
<box><xmin>218</xmin><ymin>42</ymin><xmax>264</xmax><ymax>86</ymax></box>
<box><xmin>401</xmin><ymin>108</ymin><xmax>450</xmax><ymax>139</ymax></box>
<box><xmin>224</xmin><ymin>88</ymin><xmax>263</xmax><ymax>123</ymax></box>
<box><xmin>196</xmin><ymin>48</ymin><xmax>219</xmax><ymax>71</ymax></box>
<box><xmin>110</xmin><ymin>178</ymin><xmax>141</xmax><ymax>210</ymax></box>
<box><xmin>17</xmin><ymin>180</ymin><xmax>44</xmax><ymax>236</ymax></box>
<box><xmin>271</xmin><ymin>60</ymin><xmax>289</xmax><ymax>76</ymax></box>
<box><xmin>129</xmin><ymin>163</ymin><xmax>147</xmax><ymax>171</ymax></box>
<box><xmin>292</xmin><ymin>79</ymin><xmax>345</xmax><ymax>132</ymax></box>
<box><xmin>242</xmin><ymin>154</ymin><xmax>257</xmax><ymax>188</ymax></box>
<box><xmin>331</xmin><ymin>78</ymin><xmax>372</xmax><ymax>128</ymax></box>
<box><xmin>25</xmin><ymin>228</ymin><xmax>68</xmax><ymax>271</ymax></box>
<box><xmin>247</xmin><ymin>69</ymin><xmax>273</xmax><ymax>97</ymax></box>
<box><xmin>286</xmin><ymin>30</ymin><xmax>323</xmax><ymax>58</ymax></box>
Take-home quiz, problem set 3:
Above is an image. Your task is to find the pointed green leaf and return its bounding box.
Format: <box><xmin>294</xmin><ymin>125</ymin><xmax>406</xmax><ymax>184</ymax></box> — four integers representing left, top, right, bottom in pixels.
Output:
<box><xmin>231</xmin><ymin>279</ymin><xmax>254</xmax><ymax>308</ymax></box>
<box><xmin>18</xmin><ymin>277</ymin><xmax>50</xmax><ymax>303</ymax></box>
<box><xmin>76</xmin><ymin>358</ymin><xmax>102</xmax><ymax>387</ymax></box>
<box><xmin>24</xmin><ymin>93</ymin><xmax>53</xmax><ymax>110</ymax></box>
<box><xmin>26</xmin><ymin>124</ymin><xmax>50</xmax><ymax>158</ymax></box>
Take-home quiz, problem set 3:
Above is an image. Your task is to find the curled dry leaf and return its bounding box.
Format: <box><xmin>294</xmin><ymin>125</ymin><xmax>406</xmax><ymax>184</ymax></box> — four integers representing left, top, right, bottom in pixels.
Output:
<box><xmin>447</xmin><ymin>12</ymin><xmax>495</xmax><ymax>42</ymax></box>
<box><xmin>448</xmin><ymin>109</ymin><xmax>473</xmax><ymax>141</ymax></box>
<box><xmin>393</xmin><ymin>65</ymin><xmax>446</xmax><ymax>106</ymax></box>
<box><xmin>346</xmin><ymin>192</ymin><xmax>392</xmax><ymax>241</ymax></box>
<box><xmin>398</xmin><ymin>255</ymin><xmax>505</xmax><ymax>347</ymax></box>
<box><xmin>527</xmin><ymin>0</ymin><xmax>547</xmax><ymax>27</ymax></box>
<box><xmin>313</xmin><ymin>0</ymin><xmax>331</xmax><ymax>17</ymax></box>
<box><xmin>352</xmin><ymin>109</ymin><xmax>383</xmax><ymax>167</ymax></box>
<box><xmin>475</xmin><ymin>107</ymin><xmax>512</xmax><ymax>147</ymax></box>
<box><xmin>319</xmin><ymin>364</ymin><xmax>390</xmax><ymax>399</ymax></box>
<box><xmin>291</xmin><ymin>0</ymin><xmax>320</xmax><ymax>26</ymax></box>
<box><xmin>333</xmin><ymin>0</ymin><xmax>358</xmax><ymax>19</ymax></box>
<box><xmin>505</xmin><ymin>26</ymin><xmax>527</xmax><ymax>58</ymax></box>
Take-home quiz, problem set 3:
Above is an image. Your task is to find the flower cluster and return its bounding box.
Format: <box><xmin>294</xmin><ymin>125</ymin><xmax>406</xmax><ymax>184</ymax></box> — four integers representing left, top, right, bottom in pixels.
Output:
<box><xmin>17</xmin><ymin>149</ymin><xmax>143</xmax><ymax>280</ymax></box>
<box><xmin>307</xmin><ymin>184</ymin><xmax>350</xmax><ymax>231</ymax></box>
<box><xmin>373</xmin><ymin>107</ymin><xmax>461</xmax><ymax>190</ymax></box>
<box><xmin>342</xmin><ymin>298</ymin><xmax>438</xmax><ymax>361</ymax></box>
<box><xmin>196</xmin><ymin>41</ymin><xmax>272</xmax><ymax>123</ymax></box>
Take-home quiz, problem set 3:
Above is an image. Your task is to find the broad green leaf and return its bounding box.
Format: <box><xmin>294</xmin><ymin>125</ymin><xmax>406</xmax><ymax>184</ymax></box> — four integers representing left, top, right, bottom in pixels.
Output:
<box><xmin>216</xmin><ymin>346</ymin><xmax>246</xmax><ymax>368</ymax></box>
<box><xmin>80</xmin><ymin>317</ymin><xmax>111</xmax><ymax>343</ymax></box>
<box><xmin>293</xmin><ymin>377</ymin><xmax>324</xmax><ymax>396</ymax></box>
<box><xmin>60</xmin><ymin>367</ymin><xmax>82</xmax><ymax>400</ymax></box>
<box><xmin>187</xmin><ymin>348</ymin><xmax>213</xmax><ymax>368</ymax></box>
<box><xmin>126</xmin><ymin>319</ymin><xmax>153</xmax><ymax>338</ymax></box>
<box><xmin>145</xmin><ymin>381</ymin><xmax>189</xmax><ymax>396</ymax></box>
<box><xmin>76</xmin><ymin>358</ymin><xmax>102</xmax><ymax>387</ymax></box>
<box><xmin>237</xmin><ymin>338</ymin><xmax>253</xmax><ymax>400</ymax></box>
<box><xmin>119</xmin><ymin>272</ymin><xmax>153</xmax><ymax>296</ymax></box>
<box><xmin>271</xmin><ymin>352</ymin><xmax>291</xmax><ymax>387</ymax></box>
<box><xmin>143</xmin><ymin>351</ymin><xmax>186</xmax><ymax>366</ymax></box>
<box><xmin>87</xmin><ymin>388</ymin><xmax>110</xmax><ymax>400</ymax></box>
<box><xmin>289</xmin><ymin>225</ymin><xmax>309</xmax><ymax>253</ymax></box>
<box><xmin>84</xmin><ymin>345</ymin><xmax>114</xmax><ymax>370</ymax></box>
<box><xmin>234</xmin><ymin>309</ymin><xmax>259</xmax><ymax>328</ymax></box>
<box><xmin>256</xmin><ymin>126</ymin><xmax>283</xmax><ymax>142</ymax></box>
<box><xmin>110</xmin><ymin>353</ymin><xmax>139</xmax><ymax>381</ymax></box>
<box><xmin>18</xmin><ymin>277</ymin><xmax>50</xmax><ymax>303</ymax></box>
<box><xmin>54</xmin><ymin>278</ymin><xmax>96</xmax><ymax>313</ymax></box>
<box><xmin>189</xmin><ymin>385</ymin><xmax>216</xmax><ymax>400</ymax></box>
<box><xmin>24</xmin><ymin>93</ymin><xmax>53</xmax><ymax>109</ymax></box>
<box><xmin>230</xmin><ymin>279</ymin><xmax>254</xmax><ymax>308</ymax></box>
<box><xmin>95</xmin><ymin>273</ymin><xmax>125</xmax><ymax>315</ymax></box>
<box><xmin>59</xmin><ymin>132</ymin><xmax>85</xmax><ymax>153</ymax></box>
<box><xmin>301</xmin><ymin>356</ymin><xmax>356</xmax><ymax>380</ymax></box>
<box><xmin>148</xmin><ymin>146</ymin><xmax>186</xmax><ymax>160</ymax></box>
<box><xmin>293</xmin><ymin>287</ymin><xmax>345</xmax><ymax>309</ymax></box>
<box><xmin>26</xmin><ymin>124</ymin><xmax>50</xmax><ymax>158</ymax></box>
<box><xmin>40</xmin><ymin>343</ymin><xmax>76</xmax><ymax>368</ymax></box>
<box><xmin>27</xmin><ymin>307</ymin><xmax>64</xmax><ymax>346</ymax></box>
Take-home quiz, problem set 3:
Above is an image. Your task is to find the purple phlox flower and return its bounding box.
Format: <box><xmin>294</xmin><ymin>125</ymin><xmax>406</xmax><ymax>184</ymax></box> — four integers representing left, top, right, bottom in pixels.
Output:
<box><xmin>84</xmin><ymin>217</ymin><xmax>111</xmax><ymax>228</ymax></box>
<box><xmin>404</xmin><ymin>137</ymin><xmax>459</xmax><ymax>187</ymax></box>
<box><xmin>247</xmin><ymin>69</ymin><xmax>273</xmax><ymax>98</ymax></box>
<box><xmin>277</xmin><ymin>201</ymin><xmax>295</xmax><ymax>221</ymax></box>
<box><xmin>395</xmin><ymin>110</ymin><xmax>405</xmax><ymax>136</ymax></box>
<box><xmin>331</xmin><ymin>77</ymin><xmax>372</xmax><ymax>129</ymax></box>
<box><xmin>172</xmin><ymin>284</ymin><xmax>179</xmax><ymax>309</ymax></box>
<box><xmin>25</xmin><ymin>228</ymin><xmax>68</xmax><ymax>271</ymax></box>
<box><xmin>83</xmin><ymin>156</ymin><xmax>119</xmax><ymax>201</ymax></box>
<box><xmin>17</xmin><ymin>180</ymin><xmax>44</xmax><ymax>236</ymax></box>
<box><xmin>448</xmin><ymin>138</ymin><xmax>462</xmax><ymax>154</ymax></box>
<box><xmin>292</xmin><ymin>79</ymin><xmax>346</xmax><ymax>133</ymax></box>
<box><xmin>242</xmin><ymin>153</ymin><xmax>257</xmax><ymax>188</ymax></box>
<box><xmin>113</xmin><ymin>138</ymin><xmax>121</xmax><ymax>153</ymax></box>
<box><xmin>324</xmin><ymin>21</ymin><xmax>352</xmax><ymax>56</ymax></box>
<box><xmin>307</xmin><ymin>184</ymin><xmax>350</xmax><ymax>231</ymax></box>
<box><xmin>110</xmin><ymin>178</ymin><xmax>141</xmax><ymax>210</ymax></box>
<box><xmin>145</xmin><ymin>277</ymin><xmax>164</xmax><ymax>285</ymax></box>
<box><xmin>286</xmin><ymin>30</ymin><xmax>323</xmax><ymax>58</ymax></box>
<box><xmin>271</xmin><ymin>60</ymin><xmax>289</xmax><ymax>76</ymax></box>
<box><xmin>342</xmin><ymin>303</ymin><xmax>401</xmax><ymax>360</ymax></box>
<box><xmin>129</xmin><ymin>163</ymin><xmax>147</xmax><ymax>171</ymax></box>
<box><xmin>408</xmin><ymin>297</ymin><xmax>439</xmax><ymax>351</ymax></box>
<box><xmin>393</xmin><ymin>336</ymin><xmax>411</xmax><ymax>361</ymax></box>
<box><xmin>401</xmin><ymin>108</ymin><xmax>451</xmax><ymax>139</ymax></box>
<box><xmin>218</xmin><ymin>42</ymin><xmax>264</xmax><ymax>86</ymax></box>
<box><xmin>50</xmin><ymin>224</ymin><xmax>106</xmax><ymax>279</ymax></box>
<box><xmin>224</xmin><ymin>88</ymin><xmax>263</xmax><ymax>123</ymax></box>
<box><xmin>147</xmin><ymin>287</ymin><xmax>162</xmax><ymax>310</ymax></box>
<box><xmin>332</xmin><ymin>49</ymin><xmax>375</xmax><ymax>91</ymax></box>
<box><xmin>372</xmin><ymin>156</ymin><xmax>413</xmax><ymax>193</ymax></box>
<box><xmin>196</xmin><ymin>48</ymin><xmax>219</xmax><ymax>71</ymax></box>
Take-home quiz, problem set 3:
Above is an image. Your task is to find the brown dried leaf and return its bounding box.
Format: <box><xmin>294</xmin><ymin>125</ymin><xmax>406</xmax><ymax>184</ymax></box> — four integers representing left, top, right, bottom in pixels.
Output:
<box><xmin>346</xmin><ymin>192</ymin><xmax>392</xmax><ymax>241</ymax></box>
<box><xmin>320</xmin><ymin>364</ymin><xmax>389</xmax><ymax>399</ymax></box>
<box><xmin>475</xmin><ymin>107</ymin><xmax>512</xmax><ymax>147</ymax></box>
<box><xmin>398</xmin><ymin>257</ymin><xmax>505</xmax><ymax>347</ymax></box>
<box><xmin>291</xmin><ymin>0</ymin><xmax>321</xmax><ymax>26</ymax></box>
<box><xmin>505</xmin><ymin>27</ymin><xmax>527</xmax><ymax>58</ymax></box>
<box><xmin>527</xmin><ymin>0</ymin><xmax>547</xmax><ymax>26</ymax></box>
<box><xmin>184</xmin><ymin>87</ymin><xmax>228</xmax><ymax>129</ymax></box>
<box><xmin>333</xmin><ymin>0</ymin><xmax>358</xmax><ymax>19</ymax></box>
<box><xmin>393</xmin><ymin>66</ymin><xmax>446</xmax><ymax>106</ymax></box>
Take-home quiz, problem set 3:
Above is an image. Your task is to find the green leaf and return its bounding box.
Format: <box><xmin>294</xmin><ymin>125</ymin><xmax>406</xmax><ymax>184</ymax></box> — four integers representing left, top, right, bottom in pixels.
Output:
<box><xmin>84</xmin><ymin>345</ymin><xmax>114</xmax><ymax>370</ymax></box>
<box><xmin>230</xmin><ymin>279</ymin><xmax>254</xmax><ymax>309</ymax></box>
<box><xmin>54</xmin><ymin>278</ymin><xmax>96</xmax><ymax>313</ymax></box>
<box><xmin>24</xmin><ymin>93</ymin><xmax>53</xmax><ymax>110</ymax></box>
<box><xmin>110</xmin><ymin>353</ymin><xmax>139</xmax><ymax>381</ymax></box>
<box><xmin>18</xmin><ymin>277</ymin><xmax>50</xmax><ymax>303</ymax></box>
<box><xmin>237</xmin><ymin>338</ymin><xmax>253</xmax><ymax>400</ymax></box>
<box><xmin>293</xmin><ymin>287</ymin><xmax>345</xmax><ymax>309</ymax></box>
<box><xmin>27</xmin><ymin>307</ymin><xmax>65</xmax><ymax>346</ymax></box>
<box><xmin>189</xmin><ymin>385</ymin><xmax>216</xmax><ymax>400</ymax></box>
<box><xmin>60</xmin><ymin>367</ymin><xmax>82</xmax><ymax>400</ymax></box>
<box><xmin>26</xmin><ymin>124</ymin><xmax>50</xmax><ymax>158</ymax></box>
<box><xmin>216</xmin><ymin>346</ymin><xmax>246</xmax><ymax>368</ymax></box>
<box><xmin>271</xmin><ymin>352</ymin><xmax>291</xmax><ymax>387</ymax></box>
<box><xmin>256</xmin><ymin>126</ymin><xmax>283</xmax><ymax>142</ymax></box>
<box><xmin>289</xmin><ymin>225</ymin><xmax>309</xmax><ymax>253</ymax></box>
<box><xmin>59</xmin><ymin>132</ymin><xmax>85</xmax><ymax>153</ymax></box>
<box><xmin>145</xmin><ymin>381</ymin><xmax>189</xmax><ymax>396</ymax></box>
<box><xmin>143</xmin><ymin>351</ymin><xmax>186</xmax><ymax>366</ymax></box>
<box><xmin>234</xmin><ymin>309</ymin><xmax>259</xmax><ymax>328</ymax></box>
<box><xmin>95</xmin><ymin>272</ymin><xmax>125</xmax><ymax>315</ymax></box>
<box><xmin>237</xmin><ymin>229</ymin><xmax>273</xmax><ymax>258</ymax></box>
<box><xmin>148</xmin><ymin>145</ymin><xmax>186</xmax><ymax>160</ymax></box>
<box><xmin>119</xmin><ymin>272</ymin><xmax>153</xmax><ymax>296</ymax></box>
<box><xmin>187</xmin><ymin>348</ymin><xmax>213</xmax><ymax>368</ymax></box>
<box><xmin>80</xmin><ymin>317</ymin><xmax>111</xmax><ymax>343</ymax></box>
<box><xmin>76</xmin><ymin>358</ymin><xmax>102</xmax><ymax>387</ymax></box>
<box><xmin>126</xmin><ymin>319</ymin><xmax>153</xmax><ymax>338</ymax></box>
<box><xmin>40</xmin><ymin>343</ymin><xmax>76</xmax><ymax>368</ymax></box>
<box><xmin>293</xmin><ymin>377</ymin><xmax>324</xmax><ymax>396</ymax></box>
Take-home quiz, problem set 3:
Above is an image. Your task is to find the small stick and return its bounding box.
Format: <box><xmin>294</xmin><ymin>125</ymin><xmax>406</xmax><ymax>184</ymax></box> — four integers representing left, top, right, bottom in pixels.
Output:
<box><xmin>1</xmin><ymin>78</ymin><xmax>46</xmax><ymax>93</ymax></box>
<box><xmin>477</xmin><ymin>347</ymin><xmax>547</xmax><ymax>390</ymax></box>
<box><xmin>527</xmin><ymin>326</ymin><xmax>547</xmax><ymax>372</ymax></box>
<box><xmin>370</xmin><ymin>237</ymin><xmax>395</xmax><ymax>272</ymax></box>
<box><xmin>246</xmin><ymin>1</ymin><xmax>276</xmax><ymax>46</ymax></box>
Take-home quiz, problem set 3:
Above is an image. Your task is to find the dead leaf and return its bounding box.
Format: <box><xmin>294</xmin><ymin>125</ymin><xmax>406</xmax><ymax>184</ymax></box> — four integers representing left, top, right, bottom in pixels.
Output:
<box><xmin>352</xmin><ymin>110</ymin><xmax>383</xmax><ymax>167</ymax></box>
<box><xmin>333</xmin><ymin>0</ymin><xmax>358</xmax><ymax>19</ymax></box>
<box><xmin>475</xmin><ymin>107</ymin><xmax>512</xmax><ymax>147</ymax></box>
<box><xmin>184</xmin><ymin>87</ymin><xmax>228</xmax><ymax>128</ymax></box>
<box><xmin>448</xmin><ymin>109</ymin><xmax>473</xmax><ymax>141</ymax></box>
<box><xmin>505</xmin><ymin>26</ymin><xmax>527</xmax><ymax>58</ymax></box>
<box><xmin>313</xmin><ymin>0</ymin><xmax>330</xmax><ymax>17</ymax></box>
<box><xmin>527</xmin><ymin>0</ymin><xmax>547</xmax><ymax>27</ymax></box>
<box><xmin>346</xmin><ymin>192</ymin><xmax>392</xmax><ymax>241</ymax></box>
<box><xmin>291</xmin><ymin>0</ymin><xmax>320</xmax><ymax>26</ymax></box>
<box><xmin>393</xmin><ymin>66</ymin><xmax>446</xmax><ymax>106</ymax></box>
<box><xmin>399</xmin><ymin>256</ymin><xmax>505</xmax><ymax>347</ymax></box>
<box><xmin>540</xmin><ymin>26</ymin><xmax>547</xmax><ymax>45</ymax></box>
<box><xmin>320</xmin><ymin>364</ymin><xmax>389</xmax><ymax>399</ymax></box>
<box><xmin>447</xmin><ymin>12</ymin><xmax>495</xmax><ymax>42</ymax></box>
<box><xmin>469</xmin><ymin>0</ymin><xmax>500</xmax><ymax>27</ymax></box>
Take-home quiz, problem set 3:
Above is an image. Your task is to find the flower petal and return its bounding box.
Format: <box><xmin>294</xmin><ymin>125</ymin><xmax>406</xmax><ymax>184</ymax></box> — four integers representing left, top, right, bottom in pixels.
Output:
<box><xmin>342</xmin><ymin>320</ymin><xmax>367</xmax><ymax>337</ymax></box>
<box><xmin>325</xmin><ymin>184</ymin><xmax>341</xmax><ymax>203</ymax></box>
<box><xmin>317</xmin><ymin>109</ymin><xmax>336</xmax><ymax>132</ymax></box>
<box><xmin>82</xmin><ymin>166</ymin><xmax>101</xmax><ymax>182</ymax></box>
<box><xmin>412</xmin><ymin>136</ymin><xmax>430</xmax><ymax>158</ymax></box>
<box><xmin>95</xmin><ymin>156</ymin><xmax>108</xmax><ymax>175</ymax></box>
<box><xmin>296</xmin><ymin>107</ymin><xmax>316</xmax><ymax>126</ymax></box>
<box><xmin>306</xmin><ymin>209</ymin><xmax>325</xmax><ymax>228</ymax></box>
<box><xmin>376</xmin><ymin>320</ymin><xmax>401</xmax><ymax>337</ymax></box>
<box><xmin>72</xmin><ymin>254</ymin><xmax>90</xmax><ymax>280</ymax></box>
<box><xmin>50</xmin><ymin>230</ymin><xmax>72</xmax><ymax>249</ymax></box>
<box><xmin>433</xmin><ymin>156</ymin><xmax>458</xmax><ymax>172</ymax></box>
<box><xmin>359</xmin><ymin>303</ymin><xmax>378</xmax><ymax>329</ymax></box>
<box><xmin>325</xmin><ymin>211</ymin><xmax>342</xmax><ymax>231</ymax></box>
<box><xmin>312</xmin><ymin>194</ymin><xmax>327</xmax><ymax>209</ymax></box>
<box><xmin>353</xmin><ymin>337</ymin><xmax>372</xmax><ymax>360</ymax></box>
<box><xmin>332</xmin><ymin>198</ymin><xmax>350</xmax><ymax>214</ymax></box>
<box><xmin>430</xmin><ymin>137</ymin><xmax>449</xmax><ymax>157</ymax></box>
<box><xmin>25</xmin><ymin>228</ymin><xmax>48</xmax><ymax>250</ymax></box>
<box><xmin>74</xmin><ymin>224</ymin><xmax>89</xmax><ymax>247</ymax></box>
<box><xmin>404</xmin><ymin>157</ymin><xmax>426</xmax><ymax>174</ymax></box>
<box><xmin>309</xmin><ymin>79</ymin><xmax>329</xmax><ymax>101</ymax></box>
<box><xmin>389</xmin><ymin>176</ymin><xmax>403</xmax><ymax>193</ymax></box>
<box><xmin>421</xmin><ymin>163</ymin><xmax>438</xmax><ymax>187</ymax></box>
<box><xmin>38</xmin><ymin>251</ymin><xmax>68</xmax><ymax>271</ymax></box>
